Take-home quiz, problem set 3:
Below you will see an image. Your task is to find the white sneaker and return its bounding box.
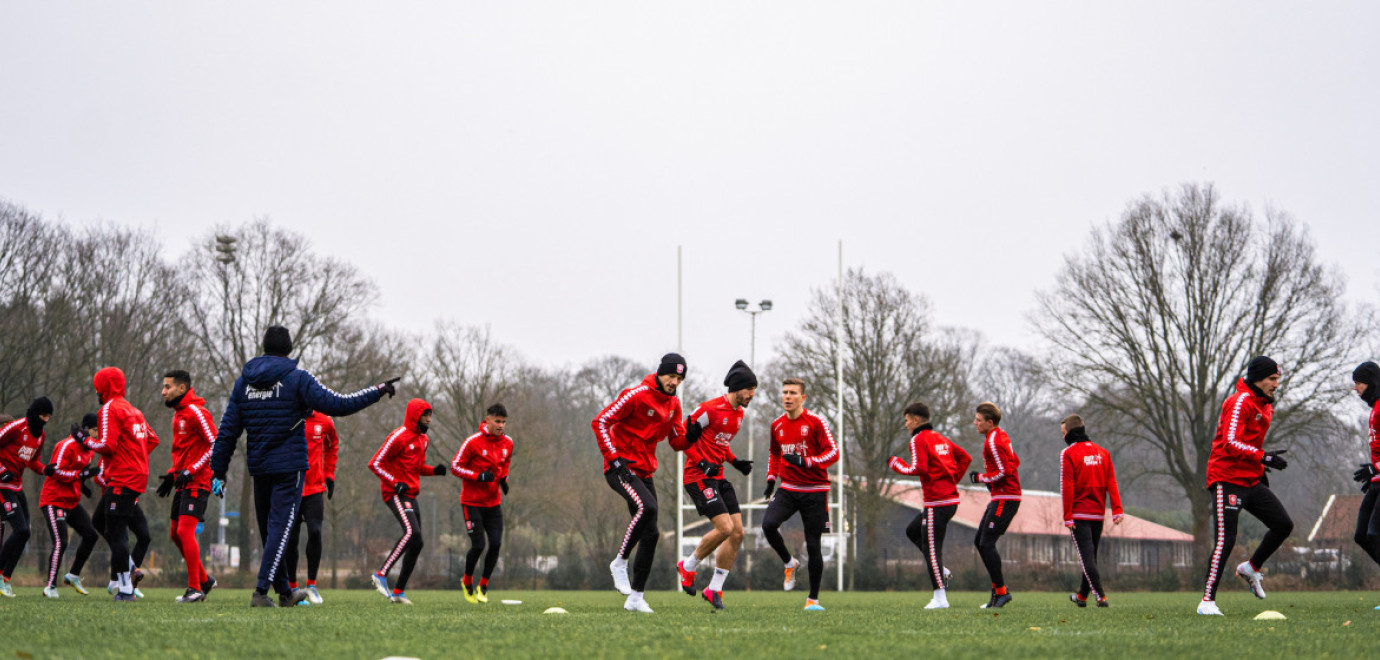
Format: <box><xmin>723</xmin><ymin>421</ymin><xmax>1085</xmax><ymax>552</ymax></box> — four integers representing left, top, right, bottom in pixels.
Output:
<box><xmin>1197</xmin><ymin>600</ymin><xmax>1224</xmax><ymax>616</ymax></box>
<box><xmin>610</xmin><ymin>560</ymin><xmax>632</xmax><ymax>595</ymax></box>
<box><xmin>783</xmin><ymin>558</ymin><xmax>799</xmax><ymax>592</ymax></box>
<box><xmin>306</xmin><ymin>585</ymin><xmax>323</xmax><ymax>605</ymax></box>
<box><xmin>43</xmin><ymin>586</ymin><xmax>60</xmax><ymax>599</ymax></box>
<box><xmin>0</xmin><ymin>581</ymin><xmax>15</xmax><ymax>598</ymax></box>
<box><xmin>924</xmin><ymin>597</ymin><xmax>949</xmax><ymax>610</ymax></box>
<box><xmin>623</xmin><ymin>596</ymin><xmax>654</xmax><ymax>613</ymax></box>
<box><xmin>1236</xmin><ymin>561</ymin><xmax>1266</xmax><ymax>599</ymax></box>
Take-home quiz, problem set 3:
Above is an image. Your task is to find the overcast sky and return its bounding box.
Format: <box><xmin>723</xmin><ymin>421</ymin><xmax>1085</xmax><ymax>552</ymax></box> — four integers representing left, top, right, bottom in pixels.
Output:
<box><xmin>3</xmin><ymin>2</ymin><xmax>1377</xmax><ymax>383</ymax></box>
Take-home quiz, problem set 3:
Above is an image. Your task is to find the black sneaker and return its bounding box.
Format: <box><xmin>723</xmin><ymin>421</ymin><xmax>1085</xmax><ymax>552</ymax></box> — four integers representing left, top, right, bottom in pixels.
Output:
<box><xmin>251</xmin><ymin>592</ymin><xmax>277</xmax><ymax>608</ymax></box>
<box><xmin>991</xmin><ymin>593</ymin><xmax>1013</xmax><ymax>608</ymax></box>
<box><xmin>132</xmin><ymin>569</ymin><xmax>145</xmax><ymax>589</ymax></box>
<box><xmin>1069</xmin><ymin>594</ymin><xmax>1087</xmax><ymax>608</ymax></box>
<box><xmin>176</xmin><ymin>588</ymin><xmax>206</xmax><ymax>603</ymax></box>
<box><xmin>201</xmin><ymin>576</ymin><xmax>217</xmax><ymax>596</ymax></box>
<box><xmin>1096</xmin><ymin>598</ymin><xmax>1109</xmax><ymax>608</ymax></box>
<box><xmin>279</xmin><ymin>588</ymin><xmax>309</xmax><ymax>608</ymax></box>
<box><xmin>979</xmin><ymin>592</ymin><xmax>996</xmax><ymax>609</ymax></box>
<box><xmin>113</xmin><ymin>592</ymin><xmax>137</xmax><ymax>602</ymax></box>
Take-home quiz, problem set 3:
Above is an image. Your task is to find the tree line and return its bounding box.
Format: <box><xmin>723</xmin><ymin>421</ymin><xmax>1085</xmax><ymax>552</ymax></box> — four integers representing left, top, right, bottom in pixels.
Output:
<box><xmin>0</xmin><ymin>182</ymin><xmax>1369</xmax><ymax>590</ymax></box>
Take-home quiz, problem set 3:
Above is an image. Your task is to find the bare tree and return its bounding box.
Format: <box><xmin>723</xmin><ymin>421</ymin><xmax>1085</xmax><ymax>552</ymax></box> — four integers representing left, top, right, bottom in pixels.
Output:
<box><xmin>1033</xmin><ymin>183</ymin><xmax>1356</xmax><ymax>567</ymax></box>
<box><xmin>424</xmin><ymin>322</ymin><xmax>521</xmax><ymax>447</ymax></box>
<box><xmin>777</xmin><ymin>268</ymin><xmax>976</xmax><ymax>587</ymax></box>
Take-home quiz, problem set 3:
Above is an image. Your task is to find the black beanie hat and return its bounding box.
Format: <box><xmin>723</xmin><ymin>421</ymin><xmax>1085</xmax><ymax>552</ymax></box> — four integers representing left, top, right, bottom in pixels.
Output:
<box><xmin>1355</xmin><ymin>361</ymin><xmax>1380</xmax><ymax>406</ymax></box>
<box><xmin>26</xmin><ymin>396</ymin><xmax>53</xmax><ymax>436</ymax></box>
<box><xmin>657</xmin><ymin>353</ymin><xmax>687</xmax><ymax>378</ymax></box>
<box><xmin>724</xmin><ymin>360</ymin><xmax>758</xmax><ymax>392</ymax></box>
<box><xmin>1245</xmin><ymin>356</ymin><xmax>1280</xmax><ymax>385</ymax></box>
<box><xmin>81</xmin><ymin>412</ymin><xmax>99</xmax><ymax>430</ymax></box>
<box><xmin>263</xmin><ymin>325</ymin><xmax>293</xmax><ymax>357</ymax></box>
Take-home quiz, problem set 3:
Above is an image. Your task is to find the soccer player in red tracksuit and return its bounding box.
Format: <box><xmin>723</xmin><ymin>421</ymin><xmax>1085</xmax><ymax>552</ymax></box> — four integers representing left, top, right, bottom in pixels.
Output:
<box><xmin>1350</xmin><ymin>362</ymin><xmax>1380</xmax><ymax>605</ymax></box>
<box><xmin>968</xmin><ymin>401</ymin><xmax>1021</xmax><ymax>608</ymax></box>
<box><xmin>1198</xmin><ymin>356</ymin><xmax>1293</xmax><ymax>616</ymax></box>
<box><xmin>80</xmin><ymin>366</ymin><xmax>160</xmax><ymax>602</ymax></box>
<box><xmin>451</xmin><ymin>404</ymin><xmax>513</xmax><ymax>604</ymax></box>
<box><xmin>592</xmin><ymin>353</ymin><xmax>693</xmax><ymax>614</ymax></box>
<box><xmin>38</xmin><ymin>413</ymin><xmax>102</xmax><ymax>599</ymax></box>
<box><xmin>763</xmin><ymin>377</ymin><xmax>839</xmax><ymax>612</ymax></box>
<box><xmin>369</xmin><ymin>398</ymin><xmax>448</xmax><ymax>605</ymax></box>
<box><xmin>1058</xmin><ymin>414</ymin><xmax>1123</xmax><ymax>608</ymax></box>
<box><xmin>889</xmin><ymin>401</ymin><xmax>970</xmax><ymax>610</ymax></box>
<box><xmin>0</xmin><ymin>396</ymin><xmax>53</xmax><ymax>598</ymax></box>
<box><xmin>676</xmin><ymin>360</ymin><xmax>758</xmax><ymax>610</ymax></box>
<box><xmin>156</xmin><ymin>370</ymin><xmax>219</xmax><ymax>603</ymax></box>
<box><xmin>286</xmin><ymin>410</ymin><xmax>337</xmax><ymax>604</ymax></box>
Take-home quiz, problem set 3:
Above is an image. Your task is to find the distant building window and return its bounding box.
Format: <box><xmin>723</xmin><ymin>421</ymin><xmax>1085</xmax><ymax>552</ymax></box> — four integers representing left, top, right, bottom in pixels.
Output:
<box><xmin>1116</xmin><ymin>541</ymin><xmax>1142</xmax><ymax>567</ymax></box>
<box><xmin>1173</xmin><ymin>543</ymin><xmax>1192</xmax><ymax>567</ymax></box>
<box><xmin>1029</xmin><ymin>537</ymin><xmax>1054</xmax><ymax>564</ymax></box>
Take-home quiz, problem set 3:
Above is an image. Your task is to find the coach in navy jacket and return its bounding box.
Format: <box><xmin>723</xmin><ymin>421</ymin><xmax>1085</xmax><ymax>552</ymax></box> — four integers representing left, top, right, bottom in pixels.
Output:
<box><xmin>211</xmin><ymin>325</ymin><xmax>399</xmax><ymax>606</ymax></box>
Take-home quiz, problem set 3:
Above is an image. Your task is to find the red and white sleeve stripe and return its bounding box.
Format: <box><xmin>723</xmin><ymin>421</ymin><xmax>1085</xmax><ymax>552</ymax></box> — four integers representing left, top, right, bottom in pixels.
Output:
<box><xmin>371</xmin><ymin>429</ymin><xmax>405</xmax><ymax>483</ymax></box>
<box><xmin>450</xmin><ymin>435</ymin><xmax>480</xmax><ymax>479</ymax></box>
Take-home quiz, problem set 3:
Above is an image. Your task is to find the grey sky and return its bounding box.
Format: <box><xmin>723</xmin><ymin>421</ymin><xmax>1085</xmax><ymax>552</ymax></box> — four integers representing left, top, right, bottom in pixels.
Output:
<box><xmin>3</xmin><ymin>2</ymin><xmax>1377</xmax><ymax>382</ymax></box>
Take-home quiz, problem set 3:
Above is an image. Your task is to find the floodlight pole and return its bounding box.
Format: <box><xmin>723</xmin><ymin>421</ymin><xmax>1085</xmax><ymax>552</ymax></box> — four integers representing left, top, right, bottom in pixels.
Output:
<box><xmin>836</xmin><ymin>239</ymin><xmax>846</xmax><ymax>591</ymax></box>
<box><xmin>675</xmin><ymin>245</ymin><xmax>685</xmax><ymax>586</ymax></box>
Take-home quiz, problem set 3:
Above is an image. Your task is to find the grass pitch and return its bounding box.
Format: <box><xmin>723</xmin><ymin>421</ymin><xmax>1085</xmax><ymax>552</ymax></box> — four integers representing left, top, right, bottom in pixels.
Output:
<box><xmin>2</xmin><ymin>588</ymin><xmax>1376</xmax><ymax>659</ymax></box>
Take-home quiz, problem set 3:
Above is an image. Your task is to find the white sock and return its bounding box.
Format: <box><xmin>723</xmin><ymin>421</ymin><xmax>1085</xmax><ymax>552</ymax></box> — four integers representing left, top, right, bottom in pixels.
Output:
<box><xmin>785</xmin><ymin>557</ymin><xmax>799</xmax><ymax>569</ymax></box>
<box><xmin>628</xmin><ymin>590</ymin><xmax>644</xmax><ymax>603</ymax></box>
<box><xmin>128</xmin><ymin>558</ymin><xmax>137</xmax><ymax>571</ymax></box>
<box><xmin>682</xmin><ymin>554</ymin><xmax>700</xmax><ymax>571</ymax></box>
<box><xmin>611</xmin><ymin>556</ymin><xmax>628</xmax><ymax>569</ymax></box>
<box><xmin>932</xmin><ymin>588</ymin><xmax>947</xmax><ymax>601</ymax></box>
<box><xmin>117</xmin><ymin>571</ymin><xmax>132</xmax><ymax>595</ymax></box>
<box><xmin>709</xmin><ymin>568</ymin><xmax>729</xmax><ymax>591</ymax></box>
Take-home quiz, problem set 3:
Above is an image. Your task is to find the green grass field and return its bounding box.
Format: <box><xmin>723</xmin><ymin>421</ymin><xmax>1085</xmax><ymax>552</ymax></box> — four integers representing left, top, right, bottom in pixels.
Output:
<box><xmin>2</xmin><ymin>588</ymin><xmax>1376</xmax><ymax>659</ymax></box>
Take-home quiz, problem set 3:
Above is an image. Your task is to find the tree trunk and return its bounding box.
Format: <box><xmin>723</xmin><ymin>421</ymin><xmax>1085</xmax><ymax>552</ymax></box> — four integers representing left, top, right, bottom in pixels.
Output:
<box><xmin>237</xmin><ymin>465</ymin><xmax>253</xmax><ymax>573</ymax></box>
<box><xmin>1188</xmin><ymin>484</ymin><xmax>1211</xmax><ymax>587</ymax></box>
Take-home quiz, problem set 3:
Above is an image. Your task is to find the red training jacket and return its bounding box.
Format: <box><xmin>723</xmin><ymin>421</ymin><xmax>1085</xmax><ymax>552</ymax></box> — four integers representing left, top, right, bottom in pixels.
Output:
<box><xmin>303</xmin><ymin>412</ymin><xmax>338</xmax><ymax>497</ymax></box>
<box><xmin>682</xmin><ymin>396</ymin><xmax>744</xmax><ymax>484</ymax></box>
<box><xmin>975</xmin><ymin>427</ymin><xmax>1022</xmax><ymax>501</ymax></box>
<box><xmin>591</xmin><ymin>373</ymin><xmax>689</xmax><ymax>478</ymax></box>
<box><xmin>451</xmin><ymin>422</ymin><xmax>513</xmax><ymax>508</ymax></box>
<box><xmin>369</xmin><ymin>398</ymin><xmax>438</xmax><ymax>501</ymax></box>
<box><xmin>40</xmin><ymin>437</ymin><xmax>93</xmax><ymax>509</ymax></box>
<box><xmin>168</xmin><ymin>387</ymin><xmax>216</xmax><ymax>493</ymax></box>
<box><xmin>1205</xmin><ymin>379</ymin><xmax>1272</xmax><ymax>489</ymax></box>
<box><xmin>1367</xmin><ymin>400</ymin><xmax>1380</xmax><ymax>483</ymax></box>
<box><xmin>0</xmin><ymin>418</ymin><xmax>45</xmax><ymax>492</ymax></box>
<box><xmin>767</xmin><ymin>409</ymin><xmax>839</xmax><ymax>493</ymax></box>
<box><xmin>1059</xmin><ymin>439</ymin><xmax>1124</xmax><ymax>525</ymax></box>
<box><xmin>889</xmin><ymin>426</ymin><xmax>971</xmax><ymax>507</ymax></box>
<box><xmin>86</xmin><ymin>367</ymin><xmax>159</xmax><ymax>494</ymax></box>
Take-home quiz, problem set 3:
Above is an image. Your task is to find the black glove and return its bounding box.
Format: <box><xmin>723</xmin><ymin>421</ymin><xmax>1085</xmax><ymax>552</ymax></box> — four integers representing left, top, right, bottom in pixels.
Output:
<box><xmin>79</xmin><ymin>466</ymin><xmax>99</xmax><ymax>480</ymax></box>
<box><xmin>478</xmin><ymin>469</ymin><xmax>495</xmax><ymax>483</ymax></box>
<box><xmin>325</xmin><ymin>478</ymin><xmax>335</xmax><ymax>500</ymax></box>
<box><xmin>685</xmin><ymin>415</ymin><xmax>705</xmax><ymax>445</ymax></box>
<box><xmin>763</xmin><ymin>478</ymin><xmax>776</xmax><ymax>499</ymax></box>
<box><xmin>70</xmin><ymin>424</ymin><xmax>87</xmax><ymax>444</ymax></box>
<box><xmin>499</xmin><ymin>477</ymin><xmax>509</xmax><ymax>495</ymax></box>
<box><xmin>174</xmin><ymin>470</ymin><xmax>194</xmax><ymax>488</ymax></box>
<box><xmin>393</xmin><ymin>482</ymin><xmax>409</xmax><ymax>496</ymax></box>
<box><xmin>730</xmin><ymin>458</ymin><xmax>753</xmax><ymax>475</ymax></box>
<box><xmin>696</xmin><ymin>460</ymin><xmax>722</xmax><ymax>478</ymax></box>
<box><xmin>156</xmin><ymin>472</ymin><xmax>176</xmax><ymax>498</ymax></box>
<box><xmin>783</xmin><ymin>453</ymin><xmax>806</xmax><ymax>468</ymax></box>
<box><xmin>970</xmin><ymin>471</ymin><xmax>982</xmax><ymax>484</ymax></box>
<box><xmin>432</xmin><ymin>464</ymin><xmax>447</xmax><ymax>476</ymax></box>
<box><xmin>1354</xmin><ymin>463</ymin><xmax>1378</xmax><ymax>483</ymax></box>
<box><xmin>0</xmin><ymin>469</ymin><xmax>13</xmax><ymax>484</ymax></box>
<box><xmin>377</xmin><ymin>377</ymin><xmax>401</xmax><ymax>398</ymax></box>
<box><xmin>43</xmin><ymin>463</ymin><xmax>57</xmax><ymax>476</ymax></box>
<box><xmin>608</xmin><ymin>457</ymin><xmax>634</xmax><ymax>483</ymax></box>
<box><xmin>1263</xmin><ymin>449</ymin><xmax>1288</xmax><ymax>471</ymax></box>
<box><xmin>80</xmin><ymin>482</ymin><xmax>93</xmax><ymax>497</ymax></box>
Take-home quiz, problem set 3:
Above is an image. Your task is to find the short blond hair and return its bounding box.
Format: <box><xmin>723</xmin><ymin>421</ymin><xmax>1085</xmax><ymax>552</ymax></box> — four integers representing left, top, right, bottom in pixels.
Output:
<box><xmin>1061</xmin><ymin>414</ymin><xmax>1084</xmax><ymax>430</ymax></box>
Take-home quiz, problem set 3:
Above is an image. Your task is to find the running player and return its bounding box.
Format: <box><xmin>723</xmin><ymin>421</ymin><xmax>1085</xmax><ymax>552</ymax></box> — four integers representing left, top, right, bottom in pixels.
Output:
<box><xmin>158</xmin><ymin>370</ymin><xmax>218</xmax><ymax>603</ymax></box>
<box><xmin>889</xmin><ymin>401</ymin><xmax>970</xmax><ymax>610</ymax></box>
<box><xmin>1058</xmin><ymin>414</ymin><xmax>1122</xmax><ymax>608</ymax></box>
<box><xmin>676</xmin><ymin>360</ymin><xmax>757</xmax><ymax>610</ymax></box>
<box><xmin>368</xmin><ymin>398</ymin><xmax>448</xmax><ymax>605</ymax></box>
<box><xmin>0</xmin><ymin>397</ymin><xmax>53</xmax><ymax>597</ymax></box>
<box><xmin>1351</xmin><ymin>361</ymin><xmax>1380</xmax><ymax>607</ymax></box>
<box><xmin>591</xmin><ymin>353</ymin><xmax>693</xmax><ymax>613</ymax></box>
<box><xmin>762</xmin><ymin>377</ymin><xmax>839</xmax><ymax>612</ymax></box>
<box><xmin>968</xmin><ymin>401</ymin><xmax>1021</xmax><ymax>608</ymax></box>
<box><xmin>286</xmin><ymin>410</ymin><xmax>337</xmax><ymax>604</ymax></box>
<box><xmin>1198</xmin><ymin>356</ymin><xmax>1293</xmax><ymax>616</ymax></box>
<box><xmin>451</xmin><ymin>404</ymin><xmax>513</xmax><ymax>604</ymax></box>
<box><xmin>38</xmin><ymin>414</ymin><xmax>101</xmax><ymax>599</ymax></box>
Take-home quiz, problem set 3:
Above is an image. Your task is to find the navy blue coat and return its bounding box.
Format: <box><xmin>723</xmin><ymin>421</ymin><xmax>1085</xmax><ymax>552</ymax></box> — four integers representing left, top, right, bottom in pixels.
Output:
<box><xmin>211</xmin><ymin>355</ymin><xmax>383</xmax><ymax>477</ymax></box>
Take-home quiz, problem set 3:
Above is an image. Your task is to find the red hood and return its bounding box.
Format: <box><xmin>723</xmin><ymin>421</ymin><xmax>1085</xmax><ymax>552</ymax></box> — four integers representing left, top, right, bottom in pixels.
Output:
<box><xmin>176</xmin><ymin>387</ymin><xmax>207</xmax><ymax>411</ymax></box>
<box><xmin>94</xmin><ymin>367</ymin><xmax>127</xmax><ymax>403</ymax></box>
<box><xmin>641</xmin><ymin>373</ymin><xmax>676</xmax><ymax>399</ymax></box>
<box><xmin>405</xmin><ymin>398</ymin><xmax>431</xmax><ymax>431</ymax></box>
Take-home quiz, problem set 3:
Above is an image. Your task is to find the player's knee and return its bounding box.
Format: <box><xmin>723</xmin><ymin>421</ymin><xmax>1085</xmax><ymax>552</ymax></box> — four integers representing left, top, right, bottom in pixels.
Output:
<box><xmin>729</xmin><ymin>526</ymin><xmax>745</xmax><ymax>545</ymax></box>
<box><xmin>905</xmin><ymin>520</ymin><xmax>926</xmax><ymax>545</ymax></box>
<box><xmin>762</xmin><ymin>518</ymin><xmax>781</xmax><ymax>535</ymax></box>
<box><xmin>713</xmin><ymin>516</ymin><xmax>734</xmax><ymax>537</ymax></box>
<box><xmin>1275</xmin><ymin>517</ymin><xmax>1294</xmax><ymax>537</ymax></box>
<box><xmin>488</xmin><ymin>539</ymin><xmax>502</xmax><ymax>555</ymax></box>
<box><xmin>410</xmin><ymin>534</ymin><xmax>425</xmax><ymax>552</ymax></box>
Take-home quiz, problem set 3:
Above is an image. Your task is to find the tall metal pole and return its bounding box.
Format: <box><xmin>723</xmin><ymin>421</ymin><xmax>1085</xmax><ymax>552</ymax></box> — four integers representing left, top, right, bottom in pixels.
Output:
<box><xmin>836</xmin><ymin>239</ymin><xmax>846</xmax><ymax>591</ymax></box>
<box><xmin>744</xmin><ymin>311</ymin><xmax>756</xmax><ymax>580</ymax></box>
<box><xmin>675</xmin><ymin>245</ymin><xmax>685</xmax><ymax>581</ymax></box>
